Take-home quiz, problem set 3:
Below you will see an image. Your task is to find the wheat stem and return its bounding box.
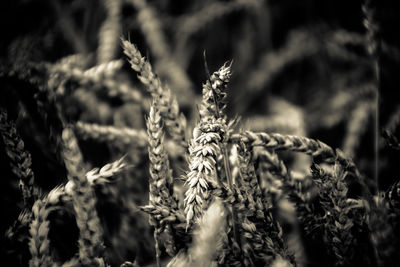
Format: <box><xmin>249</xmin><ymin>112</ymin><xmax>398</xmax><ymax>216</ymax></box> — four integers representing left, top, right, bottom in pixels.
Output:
<box><xmin>363</xmin><ymin>0</ymin><xmax>380</xmax><ymax>192</ymax></box>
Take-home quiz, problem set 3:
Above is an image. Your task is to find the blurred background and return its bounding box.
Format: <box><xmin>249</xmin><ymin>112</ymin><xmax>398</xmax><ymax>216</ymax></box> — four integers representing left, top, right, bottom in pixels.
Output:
<box><xmin>1</xmin><ymin>0</ymin><xmax>400</xmax><ymax>266</ymax></box>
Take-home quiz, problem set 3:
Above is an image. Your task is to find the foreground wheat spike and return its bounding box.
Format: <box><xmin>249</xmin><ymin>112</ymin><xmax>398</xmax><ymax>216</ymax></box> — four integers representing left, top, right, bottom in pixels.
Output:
<box><xmin>28</xmin><ymin>197</ymin><xmax>55</xmax><ymax>267</ymax></box>
<box><xmin>122</xmin><ymin>39</ymin><xmax>188</xmax><ymax>149</ymax></box>
<box><xmin>62</xmin><ymin>127</ymin><xmax>105</xmax><ymax>266</ymax></box>
<box><xmin>146</xmin><ymin>102</ymin><xmax>177</xmax><ymax>260</ymax></box>
<box><xmin>183</xmin><ymin>62</ymin><xmax>234</xmax><ymax>227</ymax></box>
<box><xmin>168</xmin><ymin>199</ymin><xmax>227</xmax><ymax>267</ymax></box>
<box><xmin>0</xmin><ymin>109</ymin><xmax>39</xmax><ymax>207</ymax></box>
<box><xmin>184</xmin><ymin>123</ymin><xmax>222</xmax><ymax>227</ymax></box>
<box><xmin>199</xmin><ymin>61</ymin><xmax>232</xmax><ymax>120</ymax></box>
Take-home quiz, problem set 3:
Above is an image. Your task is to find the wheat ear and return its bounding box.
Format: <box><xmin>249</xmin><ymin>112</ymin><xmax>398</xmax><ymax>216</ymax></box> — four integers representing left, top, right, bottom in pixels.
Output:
<box><xmin>75</xmin><ymin>121</ymin><xmax>148</xmax><ymax>147</ymax></box>
<box><xmin>184</xmin><ymin>62</ymin><xmax>233</xmax><ymax>227</ymax></box>
<box><xmin>28</xmin><ymin>197</ymin><xmax>55</xmax><ymax>267</ymax></box>
<box><xmin>47</xmin><ymin>156</ymin><xmax>128</xmax><ymax>206</ymax></box>
<box><xmin>52</xmin><ymin>60</ymin><xmax>123</xmax><ymax>85</ymax></box>
<box><xmin>122</xmin><ymin>39</ymin><xmax>188</xmax><ymax>149</ymax></box>
<box><xmin>146</xmin><ymin>102</ymin><xmax>177</xmax><ymax>259</ymax></box>
<box><xmin>62</xmin><ymin>127</ymin><xmax>105</xmax><ymax>266</ymax></box>
<box><xmin>230</xmin><ymin>131</ymin><xmax>364</xmax><ymax>184</ymax></box>
<box><xmin>237</xmin><ymin>145</ymin><xmax>294</xmax><ymax>265</ymax></box>
<box><xmin>0</xmin><ymin>109</ymin><xmax>39</xmax><ymax>207</ymax></box>
<box><xmin>311</xmin><ymin>163</ymin><xmax>370</xmax><ymax>266</ymax></box>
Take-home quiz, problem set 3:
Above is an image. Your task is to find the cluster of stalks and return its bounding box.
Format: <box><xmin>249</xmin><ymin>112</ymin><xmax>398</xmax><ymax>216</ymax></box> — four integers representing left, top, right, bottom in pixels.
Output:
<box><xmin>1</xmin><ymin>0</ymin><xmax>400</xmax><ymax>267</ymax></box>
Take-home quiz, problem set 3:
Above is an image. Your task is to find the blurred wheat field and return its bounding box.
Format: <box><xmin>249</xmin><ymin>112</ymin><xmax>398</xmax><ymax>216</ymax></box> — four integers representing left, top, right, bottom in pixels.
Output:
<box><xmin>1</xmin><ymin>0</ymin><xmax>400</xmax><ymax>266</ymax></box>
